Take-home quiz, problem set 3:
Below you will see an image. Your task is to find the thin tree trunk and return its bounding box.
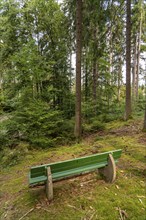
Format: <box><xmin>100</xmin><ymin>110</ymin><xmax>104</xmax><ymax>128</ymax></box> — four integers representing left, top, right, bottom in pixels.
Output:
<box><xmin>93</xmin><ymin>60</ymin><xmax>97</xmax><ymax>103</ymax></box>
<box><xmin>92</xmin><ymin>27</ymin><xmax>98</xmax><ymax>115</ymax></box>
<box><xmin>143</xmin><ymin>105</ymin><xmax>146</xmax><ymax>131</ymax></box>
<box><xmin>117</xmin><ymin>57</ymin><xmax>122</xmax><ymax>103</ymax></box>
<box><xmin>144</xmin><ymin>68</ymin><xmax>146</xmax><ymax>131</ymax></box>
<box><xmin>69</xmin><ymin>52</ymin><xmax>72</xmax><ymax>90</ymax></box>
<box><xmin>125</xmin><ymin>0</ymin><xmax>132</xmax><ymax>120</ymax></box>
<box><xmin>132</xmin><ymin>35</ymin><xmax>138</xmax><ymax>105</ymax></box>
<box><xmin>85</xmin><ymin>55</ymin><xmax>88</xmax><ymax>102</ymax></box>
<box><xmin>135</xmin><ymin>6</ymin><xmax>142</xmax><ymax>100</ymax></box>
<box><xmin>74</xmin><ymin>0</ymin><xmax>82</xmax><ymax>138</ymax></box>
<box><xmin>109</xmin><ymin>28</ymin><xmax>113</xmax><ymax>85</ymax></box>
<box><xmin>0</xmin><ymin>72</ymin><xmax>4</xmax><ymax>99</ymax></box>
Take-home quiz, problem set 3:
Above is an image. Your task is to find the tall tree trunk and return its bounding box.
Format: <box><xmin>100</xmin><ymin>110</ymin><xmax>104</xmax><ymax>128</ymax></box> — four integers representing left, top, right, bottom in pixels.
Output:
<box><xmin>109</xmin><ymin>27</ymin><xmax>113</xmax><ymax>85</ymax></box>
<box><xmin>132</xmin><ymin>34</ymin><xmax>138</xmax><ymax>106</ymax></box>
<box><xmin>144</xmin><ymin>68</ymin><xmax>146</xmax><ymax>131</ymax></box>
<box><xmin>85</xmin><ymin>56</ymin><xmax>88</xmax><ymax>102</ymax></box>
<box><xmin>0</xmin><ymin>72</ymin><xmax>4</xmax><ymax>99</ymax></box>
<box><xmin>143</xmin><ymin>105</ymin><xmax>146</xmax><ymax>131</ymax></box>
<box><xmin>93</xmin><ymin>59</ymin><xmax>97</xmax><ymax>106</ymax></box>
<box><xmin>125</xmin><ymin>0</ymin><xmax>132</xmax><ymax>120</ymax></box>
<box><xmin>92</xmin><ymin>27</ymin><xmax>98</xmax><ymax>115</ymax></box>
<box><xmin>135</xmin><ymin>6</ymin><xmax>142</xmax><ymax>100</ymax></box>
<box><xmin>117</xmin><ymin>57</ymin><xmax>122</xmax><ymax>103</ymax></box>
<box><xmin>74</xmin><ymin>0</ymin><xmax>82</xmax><ymax>138</ymax></box>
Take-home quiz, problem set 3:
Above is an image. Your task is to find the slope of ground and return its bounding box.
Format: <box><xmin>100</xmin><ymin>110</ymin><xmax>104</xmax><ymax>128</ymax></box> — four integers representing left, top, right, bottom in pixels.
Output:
<box><xmin>0</xmin><ymin>118</ymin><xmax>145</xmax><ymax>220</ymax></box>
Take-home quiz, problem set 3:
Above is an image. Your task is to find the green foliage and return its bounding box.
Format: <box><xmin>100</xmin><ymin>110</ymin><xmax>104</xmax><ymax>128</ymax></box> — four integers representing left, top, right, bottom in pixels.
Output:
<box><xmin>3</xmin><ymin>99</ymin><xmax>75</xmax><ymax>148</ymax></box>
<box><xmin>100</xmin><ymin>113</ymin><xmax>123</xmax><ymax>123</ymax></box>
<box><xmin>90</xmin><ymin>120</ymin><xmax>105</xmax><ymax>131</ymax></box>
<box><xmin>83</xmin><ymin>117</ymin><xmax>105</xmax><ymax>133</ymax></box>
<box><xmin>0</xmin><ymin>0</ymin><xmax>145</xmax><ymax>150</ymax></box>
<box><xmin>0</xmin><ymin>143</ymin><xmax>29</xmax><ymax>167</ymax></box>
<box><xmin>0</xmin><ymin>0</ymin><xmax>71</xmax><ymax>113</ymax></box>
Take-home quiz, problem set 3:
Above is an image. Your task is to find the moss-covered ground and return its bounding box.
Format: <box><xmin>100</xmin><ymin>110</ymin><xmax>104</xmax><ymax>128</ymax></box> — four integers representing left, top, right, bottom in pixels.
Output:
<box><xmin>0</xmin><ymin>117</ymin><xmax>145</xmax><ymax>220</ymax></box>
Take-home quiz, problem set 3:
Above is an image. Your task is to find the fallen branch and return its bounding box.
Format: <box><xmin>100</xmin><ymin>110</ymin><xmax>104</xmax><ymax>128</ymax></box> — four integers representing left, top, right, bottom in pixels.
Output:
<box><xmin>19</xmin><ymin>208</ymin><xmax>34</xmax><ymax>220</ymax></box>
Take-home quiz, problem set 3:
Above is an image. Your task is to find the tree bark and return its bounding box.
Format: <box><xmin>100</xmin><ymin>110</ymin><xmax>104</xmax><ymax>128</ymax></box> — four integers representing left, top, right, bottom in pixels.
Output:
<box><xmin>117</xmin><ymin>57</ymin><xmax>122</xmax><ymax>103</ymax></box>
<box><xmin>85</xmin><ymin>56</ymin><xmax>88</xmax><ymax>102</ymax></box>
<box><xmin>143</xmin><ymin>105</ymin><xmax>146</xmax><ymax>131</ymax></box>
<box><xmin>109</xmin><ymin>27</ymin><xmax>113</xmax><ymax>85</ymax></box>
<box><xmin>0</xmin><ymin>72</ymin><xmax>4</xmax><ymax>99</ymax></box>
<box><xmin>125</xmin><ymin>0</ymin><xmax>132</xmax><ymax>120</ymax></box>
<box><xmin>74</xmin><ymin>0</ymin><xmax>82</xmax><ymax>138</ymax></box>
<box><xmin>135</xmin><ymin>5</ymin><xmax>142</xmax><ymax>100</ymax></box>
<box><xmin>132</xmin><ymin>34</ymin><xmax>138</xmax><ymax>105</ymax></box>
<box><xmin>93</xmin><ymin>27</ymin><xmax>97</xmax><ymax>109</ymax></box>
<box><xmin>93</xmin><ymin>59</ymin><xmax>97</xmax><ymax>104</ymax></box>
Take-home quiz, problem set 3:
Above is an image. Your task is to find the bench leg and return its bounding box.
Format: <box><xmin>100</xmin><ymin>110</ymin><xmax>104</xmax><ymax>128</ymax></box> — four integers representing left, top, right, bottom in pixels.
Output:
<box><xmin>98</xmin><ymin>154</ymin><xmax>116</xmax><ymax>183</ymax></box>
<box><xmin>45</xmin><ymin>166</ymin><xmax>53</xmax><ymax>201</ymax></box>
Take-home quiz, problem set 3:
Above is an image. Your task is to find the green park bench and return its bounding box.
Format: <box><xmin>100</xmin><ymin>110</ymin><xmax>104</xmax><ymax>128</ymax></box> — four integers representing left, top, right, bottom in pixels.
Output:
<box><xmin>29</xmin><ymin>149</ymin><xmax>122</xmax><ymax>201</ymax></box>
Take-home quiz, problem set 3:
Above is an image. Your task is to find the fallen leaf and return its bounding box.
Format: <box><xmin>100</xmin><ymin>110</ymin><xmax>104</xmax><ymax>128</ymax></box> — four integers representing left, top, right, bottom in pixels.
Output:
<box><xmin>89</xmin><ymin>206</ymin><xmax>94</xmax><ymax>210</ymax></box>
<box><xmin>138</xmin><ymin>198</ymin><xmax>143</xmax><ymax>205</ymax></box>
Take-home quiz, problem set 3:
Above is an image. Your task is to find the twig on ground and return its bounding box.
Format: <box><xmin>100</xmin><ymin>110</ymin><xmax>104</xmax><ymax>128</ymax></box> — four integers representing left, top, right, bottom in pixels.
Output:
<box><xmin>121</xmin><ymin>209</ymin><xmax>128</xmax><ymax>219</ymax></box>
<box><xmin>67</xmin><ymin>204</ymin><xmax>82</xmax><ymax>212</ymax></box>
<box><xmin>81</xmin><ymin>179</ymin><xmax>94</xmax><ymax>186</ymax></box>
<box><xmin>119</xmin><ymin>208</ymin><xmax>124</xmax><ymax>220</ymax></box>
<box><xmin>137</xmin><ymin>195</ymin><xmax>145</xmax><ymax>198</ymax></box>
<box><xmin>116</xmin><ymin>207</ymin><xmax>128</xmax><ymax>220</ymax></box>
<box><xmin>41</xmin><ymin>208</ymin><xmax>51</xmax><ymax>213</ymax></box>
<box><xmin>18</xmin><ymin>208</ymin><xmax>34</xmax><ymax>220</ymax></box>
<box><xmin>89</xmin><ymin>211</ymin><xmax>96</xmax><ymax>220</ymax></box>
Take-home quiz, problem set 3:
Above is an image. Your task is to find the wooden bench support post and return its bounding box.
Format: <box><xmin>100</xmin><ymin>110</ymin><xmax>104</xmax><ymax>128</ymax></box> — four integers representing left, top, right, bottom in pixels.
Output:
<box><xmin>45</xmin><ymin>167</ymin><xmax>53</xmax><ymax>201</ymax></box>
<box><xmin>98</xmin><ymin>154</ymin><xmax>116</xmax><ymax>183</ymax></box>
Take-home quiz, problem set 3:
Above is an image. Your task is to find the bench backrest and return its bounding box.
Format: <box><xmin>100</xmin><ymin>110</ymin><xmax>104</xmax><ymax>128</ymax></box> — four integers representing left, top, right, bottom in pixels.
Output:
<box><xmin>29</xmin><ymin>149</ymin><xmax>122</xmax><ymax>183</ymax></box>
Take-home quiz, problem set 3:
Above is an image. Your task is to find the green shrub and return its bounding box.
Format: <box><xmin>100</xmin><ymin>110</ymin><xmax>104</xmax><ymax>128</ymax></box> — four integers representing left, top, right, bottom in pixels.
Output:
<box><xmin>0</xmin><ymin>117</ymin><xmax>12</xmax><ymax>150</ymax></box>
<box><xmin>3</xmin><ymin>100</ymin><xmax>75</xmax><ymax>148</ymax></box>
<box><xmin>91</xmin><ymin>120</ymin><xmax>105</xmax><ymax>131</ymax></box>
<box><xmin>98</xmin><ymin>113</ymin><xmax>123</xmax><ymax>122</ymax></box>
<box><xmin>82</xmin><ymin>123</ymin><xmax>92</xmax><ymax>133</ymax></box>
<box><xmin>83</xmin><ymin>119</ymin><xmax>105</xmax><ymax>133</ymax></box>
<box><xmin>0</xmin><ymin>143</ymin><xmax>29</xmax><ymax>167</ymax></box>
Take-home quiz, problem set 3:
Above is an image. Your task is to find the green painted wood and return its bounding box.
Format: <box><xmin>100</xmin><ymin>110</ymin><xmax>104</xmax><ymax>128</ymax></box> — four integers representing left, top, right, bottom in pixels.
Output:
<box><xmin>29</xmin><ymin>149</ymin><xmax>122</xmax><ymax>185</ymax></box>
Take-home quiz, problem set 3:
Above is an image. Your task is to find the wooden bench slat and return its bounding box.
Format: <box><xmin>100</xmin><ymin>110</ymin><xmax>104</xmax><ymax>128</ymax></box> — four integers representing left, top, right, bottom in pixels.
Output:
<box><xmin>29</xmin><ymin>149</ymin><xmax>122</xmax><ymax>201</ymax></box>
<box><xmin>29</xmin><ymin>175</ymin><xmax>47</xmax><ymax>185</ymax></box>
<box><xmin>29</xmin><ymin>149</ymin><xmax>122</xmax><ymax>184</ymax></box>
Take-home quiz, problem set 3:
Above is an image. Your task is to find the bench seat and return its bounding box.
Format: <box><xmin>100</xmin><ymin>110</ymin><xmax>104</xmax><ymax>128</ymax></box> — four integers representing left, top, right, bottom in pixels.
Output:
<box><xmin>29</xmin><ymin>149</ymin><xmax>122</xmax><ymax>200</ymax></box>
<box><xmin>29</xmin><ymin>162</ymin><xmax>109</xmax><ymax>185</ymax></box>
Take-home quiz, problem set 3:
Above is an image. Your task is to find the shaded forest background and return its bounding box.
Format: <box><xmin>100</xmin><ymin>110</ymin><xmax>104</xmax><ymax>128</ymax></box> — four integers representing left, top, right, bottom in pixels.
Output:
<box><xmin>0</xmin><ymin>0</ymin><xmax>146</xmax><ymax>155</ymax></box>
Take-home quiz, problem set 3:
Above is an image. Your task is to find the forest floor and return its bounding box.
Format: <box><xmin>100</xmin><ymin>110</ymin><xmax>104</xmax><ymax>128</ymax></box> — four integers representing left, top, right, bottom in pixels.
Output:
<box><xmin>0</xmin><ymin>117</ymin><xmax>146</xmax><ymax>220</ymax></box>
